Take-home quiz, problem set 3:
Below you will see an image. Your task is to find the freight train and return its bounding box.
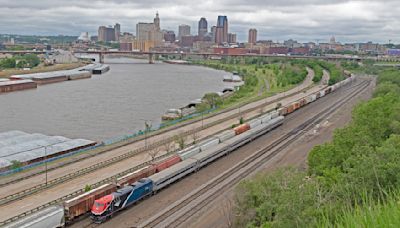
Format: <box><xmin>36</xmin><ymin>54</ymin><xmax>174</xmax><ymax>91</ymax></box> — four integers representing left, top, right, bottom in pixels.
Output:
<box><xmin>91</xmin><ymin>116</ymin><xmax>284</xmax><ymax>223</ymax></box>
<box><xmin>4</xmin><ymin>74</ymin><xmax>356</xmax><ymax>227</ymax></box>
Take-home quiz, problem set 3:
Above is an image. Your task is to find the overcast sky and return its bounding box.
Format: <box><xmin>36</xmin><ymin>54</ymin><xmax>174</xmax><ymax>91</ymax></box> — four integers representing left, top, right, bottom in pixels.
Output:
<box><xmin>0</xmin><ymin>0</ymin><xmax>398</xmax><ymax>43</ymax></box>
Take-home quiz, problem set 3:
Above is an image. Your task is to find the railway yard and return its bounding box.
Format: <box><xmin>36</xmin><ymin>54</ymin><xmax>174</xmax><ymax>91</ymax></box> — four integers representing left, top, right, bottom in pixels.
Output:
<box><xmin>0</xmin><ymin>67</ymin><xmax>375</xmax><ymax>227</ymax></box>
<box><xmin>89</xmin><ymin>77</ymin><xmax>374</xmax><ymax>228</ymax></box>
<box><xmin>0</xmin><ymin>68</ymin><xmax>318</xmax><ymax>220</ymax></box>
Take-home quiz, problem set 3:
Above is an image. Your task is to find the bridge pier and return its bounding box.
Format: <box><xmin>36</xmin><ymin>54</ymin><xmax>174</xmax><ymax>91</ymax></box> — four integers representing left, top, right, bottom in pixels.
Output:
<box><xmin>148</xmin><ymin>53</ymin><xmax>155</xmax><ymax>64</ymax></box>
<box><xmin>99</xmin><ymin>53</ymin><xmax>105</xmax><ymax>64</ymax></box>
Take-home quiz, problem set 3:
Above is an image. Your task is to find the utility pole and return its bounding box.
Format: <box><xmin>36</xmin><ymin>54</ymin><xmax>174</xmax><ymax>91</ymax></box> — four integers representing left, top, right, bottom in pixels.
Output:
<box><xmin>45</xmin><ymin>146</ymin><xmax>48</xmax><ymax>185</ymax></box>
<box><xmin>143</xmin><ymin>120</ymin><xmax>152</xmax><ymax>149</ymax></box>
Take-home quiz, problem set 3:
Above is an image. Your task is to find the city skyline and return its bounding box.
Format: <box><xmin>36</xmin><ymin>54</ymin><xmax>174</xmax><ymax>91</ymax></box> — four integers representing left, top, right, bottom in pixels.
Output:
<box><xmin>0</xmin><ymin>0</ymin><xmax>399</xmax><ymax>43</ymax></box>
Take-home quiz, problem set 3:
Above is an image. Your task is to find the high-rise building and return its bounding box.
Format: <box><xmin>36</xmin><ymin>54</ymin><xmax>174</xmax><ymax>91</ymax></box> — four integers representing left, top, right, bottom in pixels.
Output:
<box><xmin>228</xmin><ymin>33</ymin><xmax>237</xmax><ymax>44</ymax></box>
<box><xmin>178</xmin><ymin>24</ymin><xmax>191</xmax><ymax>40</ymax></box>
<box><xmin>211</xmin><ymin>26</ymin><xmax>217</xmax><ymax>43</ymax></box>
<box><xmin>133</xmin><ymin>13</ymin><xmax>163</xmax><ymax>51</ymax></box>
<box><xmin>215</xmin><ymin>16</ymin><xmax>228</xmax><ymax>44</ymax></box>
<box><xmin>198</xmin><ymin>17</ymin><xmax>208</xmax><ymax>37</ymax></box>
<box><xmin>136</xmin><ymin>23</ymin><xmax>155</xmax><ymax>41</ymax></box>
<box><xmin>114</xmin><ymin>23</ymin><xmax>121</xmax><ymax>41</ymax></box>
<box><xmin>248</xmin><ymin>28</ymin><xmax>257</xmax><ymax>44</ymax></box>
<box><xmin>98</xmin><ymin>26</ymin><xmax>116</xmax><ymax>42</ymax></box>
<box><xmin>163</xmin><ymin>30</ymin><xmax>176</xmax><ymax>42</ymax></box>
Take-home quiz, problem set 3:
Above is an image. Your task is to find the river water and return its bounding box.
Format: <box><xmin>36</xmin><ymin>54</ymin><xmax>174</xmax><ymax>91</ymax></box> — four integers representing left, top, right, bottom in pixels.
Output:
<box><xmin>0</xmin><ymin>58</ymin><xmax>229</xmax><ymax>141</ymax></box>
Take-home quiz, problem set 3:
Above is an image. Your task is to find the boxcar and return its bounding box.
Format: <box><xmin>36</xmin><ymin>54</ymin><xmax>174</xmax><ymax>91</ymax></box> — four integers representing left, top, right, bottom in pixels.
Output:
<box><xmin>198</xmin><ymin>137</ymin><xmax>220</xmax><ymax>152</ymax></box>
<box><xmin>234</xmin><ymin>123</ymin><xmax>250</xmax><ymax>135</ymax></box>
<box><xmin>248</xmin><ymin>118</ymin><xmax>262</xmax><ymax>129</ymax></box>
<box><xmin>278</xmin><ymin>107</ymin><xmax>288</xmax><ymax>116</ymax></box>
<box><xmin>117</xmin><ymin>166</ymin><xmax>156</xmax><ymax>187</ymax></box>
<box><xmin>64</xmin><ymin>184</ymin><xmax>117</xmax><ymax>221</ymax></box>
<box><xmin>154</xmin><ymin>155</ymin><xmax>182</xmax><ymax>172</ymax></box>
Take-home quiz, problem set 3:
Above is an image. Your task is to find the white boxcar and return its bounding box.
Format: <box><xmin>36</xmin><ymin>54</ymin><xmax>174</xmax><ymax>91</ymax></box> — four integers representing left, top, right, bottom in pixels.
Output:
<box><xmin>149</xmin><ymin>158</ymin><xmax>198</xmax><ymax>191</ymax></box>
<box><xmin>260</xmin><ymin>113</ymin><xmax>272</xmax><ymax>124</ymax></box>
<box><xmin>5</xmin><ymin>206</ymin><xmax>65</xmax><ymax>228</ymax></box>
<box><xmin>270</xmin><ymin>111</ymin><xmax>280</xmax><ymax>119</ymax></box>
<box><xmin>198</xmin><ymin>137</ymin><xmax>220</xmax><ymax>152</ymax></box>
<box><xmin>215</xmin><ymin>130</ymin><xmax>236</xmax><ymax>143</ymax></box>
<box><xmin>177</xmin><ymin>145</ymin><xmax>200</xmax><ymax>160</ymax></box>
<box><xmin>248</xmin><ymin>118</ymin><xmax>262</xmax><ymax>129</ymax></box>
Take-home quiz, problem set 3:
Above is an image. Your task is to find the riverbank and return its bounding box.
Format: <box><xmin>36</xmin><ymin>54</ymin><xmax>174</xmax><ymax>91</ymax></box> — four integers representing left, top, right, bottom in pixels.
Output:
<box><xmin>0</xmin><ymin>62</ymin><xmax>86</xmax><ymax>78</ymax></box>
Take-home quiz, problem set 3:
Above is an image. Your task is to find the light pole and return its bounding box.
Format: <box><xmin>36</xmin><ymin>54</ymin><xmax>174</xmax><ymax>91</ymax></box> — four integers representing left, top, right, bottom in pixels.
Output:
<box><xmin>201</xmin><ymin>112</ymin><xmax>204</xmax><ymax>129</ymax></box>
<box><xmin>142</xmin><ymin>120</ymin><xmax>152</xmax><ymax>149</ymax></box>
<box><xmin>44</xmin><ymin>146</ymin><xmax>48</xmax><ymax>185</ymax></box>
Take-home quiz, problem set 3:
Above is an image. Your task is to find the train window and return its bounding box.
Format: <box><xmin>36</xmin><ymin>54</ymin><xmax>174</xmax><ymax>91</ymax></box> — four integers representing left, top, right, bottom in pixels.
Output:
<box><xmin>94</xmin><ymin>202</ymin><xmax>104</xmax><ymax>208</ymax></box>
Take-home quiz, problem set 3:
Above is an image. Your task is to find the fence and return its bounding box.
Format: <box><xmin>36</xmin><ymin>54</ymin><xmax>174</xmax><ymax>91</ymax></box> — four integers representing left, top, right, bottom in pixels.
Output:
<box><xmin>0</xmin><ymin>108</ymin><xmax>216</xmax><ymax>176</ymax></box>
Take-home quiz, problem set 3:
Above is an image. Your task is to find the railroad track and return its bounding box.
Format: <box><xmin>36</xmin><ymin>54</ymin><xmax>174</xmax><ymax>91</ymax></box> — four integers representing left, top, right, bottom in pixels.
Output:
<box><xmin>0</xmin><ymin>83</ymin><xmax>319</xmax><ymax>207</ymax></box>
<box><xmin>1</xmin><ymin>70</ymin><xmax>317</xmax><ymax>188</ymax></box>
<box><xmin>140</xmin><ymin>79</ymin><xmax>371</xmax><ymax>228</ymax></box>
<box><xmin>0</xmin><ymin>80</ymin><xmax>313</xmax><ymax>188</ymax></box>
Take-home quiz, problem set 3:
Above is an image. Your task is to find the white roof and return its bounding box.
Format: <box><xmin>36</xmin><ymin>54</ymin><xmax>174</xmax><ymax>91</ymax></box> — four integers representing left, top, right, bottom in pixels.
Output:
<box><xmin>0</xmin><ymin>131</ymin><xmax>95</xmax><ymax>168</ymax></box>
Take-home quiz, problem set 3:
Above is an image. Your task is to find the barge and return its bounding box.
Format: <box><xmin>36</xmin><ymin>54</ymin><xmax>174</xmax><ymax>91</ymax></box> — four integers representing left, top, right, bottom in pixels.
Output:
<box><xmin>0</xmin><ymin>79</ymin><xmax>37</xmax><ymax>94</ymax></box>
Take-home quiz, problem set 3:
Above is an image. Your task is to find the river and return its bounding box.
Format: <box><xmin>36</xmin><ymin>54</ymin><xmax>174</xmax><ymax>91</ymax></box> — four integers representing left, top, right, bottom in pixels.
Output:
<box><xmin>0</xmin><ymin>58</ymin><xmax>230</xmax><ymax>141</ymax></box>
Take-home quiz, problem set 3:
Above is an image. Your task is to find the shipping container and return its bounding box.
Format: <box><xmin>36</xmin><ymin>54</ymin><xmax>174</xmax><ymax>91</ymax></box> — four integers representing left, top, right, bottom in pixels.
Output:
<box><xmin>234</xmin><ymin>123</ymin><xmax>250</xmax><ymax>135</ymax></box>
<box><xmin>117</xmin><ymin>166</ymin><xmax>156</xmax><ymax>187</ymax></box>
<box><xmin>154</xmin><ymin>155</ymin><xmax>181</xmax><ymax>172</ymax></box>
<box><xmin>64</xmin><ymin>183</ymin><xmax>117</xmax><ymax>221</ymax></box>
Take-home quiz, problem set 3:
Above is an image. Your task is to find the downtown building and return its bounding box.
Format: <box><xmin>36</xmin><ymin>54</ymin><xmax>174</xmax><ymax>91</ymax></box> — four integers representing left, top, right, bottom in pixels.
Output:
<box><xmin>178</xmin><ymin>24</ymin><xmax>191</xmax><ymax>40</ymax></box>
<box><xmin>130</xmin><ymin>12</ymin><xmax>163</xmax><ymax>51</ymax></box>
<box><xmin>215</xmin><ymin>16</ymin><xmax>228</xmax><ymax>44</ymax></box>
<box><xmin>98</xmin><ymin>23</ymin><xmax>121</xmax><ymax>42</ymax></box>
<box><xmin>198</xmin><ymin>18</ymin><xmax>208</xmax><ymax>37</ymax></box>
<box><xmin>248</xmin><ymin>28</ymin><xmax>257</xmax><ymax>44</ymax></box>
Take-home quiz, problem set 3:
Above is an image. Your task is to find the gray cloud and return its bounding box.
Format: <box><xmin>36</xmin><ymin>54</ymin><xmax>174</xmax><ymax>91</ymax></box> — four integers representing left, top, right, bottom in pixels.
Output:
<box><xmin>0</xmin><ymin>0</ymin><xmax>398</xmax><ymax>43</ymax></box>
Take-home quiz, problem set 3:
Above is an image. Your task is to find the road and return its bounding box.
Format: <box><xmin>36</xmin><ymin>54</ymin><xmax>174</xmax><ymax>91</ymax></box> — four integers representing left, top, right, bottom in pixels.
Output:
<box><xmin>70</xmin><ymin>77</ymin><xmax>374</xmax><ymax>228</ymax></box>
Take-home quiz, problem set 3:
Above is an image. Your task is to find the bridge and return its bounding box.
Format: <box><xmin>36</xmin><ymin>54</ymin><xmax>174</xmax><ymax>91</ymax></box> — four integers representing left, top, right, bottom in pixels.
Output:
<box><xmin>1</xmin><ymin>50</ymin><xmax>397</xmax><ymax>64</ymax></box>
<box><xmin>72</xmin><ymin>50</ymin><xmax>372</xmax><ymax>64</ymax></box>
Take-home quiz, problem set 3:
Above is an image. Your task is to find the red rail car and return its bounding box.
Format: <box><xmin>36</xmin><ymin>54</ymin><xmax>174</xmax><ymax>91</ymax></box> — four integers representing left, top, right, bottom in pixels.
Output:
<box><xmin>234</xmin><ymin>123</ymin><xmax>250</xmax><ymax>135</ymax></box>
<box><xmin>64</xmin><ymin>183</ymin><xmax>117</xmax><ymax>221</ymax></box>
<box><xmin>117</xmin><ymin>166</ymin><xmax>156</xmax><ymax>187</ymax></box>
<box><xmin>154</xmin><ymin>155</ymin><xmax>182</xmax><ymax>172</ymax></box>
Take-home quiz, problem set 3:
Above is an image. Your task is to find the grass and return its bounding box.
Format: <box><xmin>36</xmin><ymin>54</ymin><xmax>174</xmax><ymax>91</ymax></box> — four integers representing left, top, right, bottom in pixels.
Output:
<box><xmin>192</xmin><ymin>60</ymin><xmax>307</xmax><ymax>110</ymax></box>
<box><xmin>320</xmin><ymin>192</ymin><xmax>400</xmax><ymax>228</ymax></box>
<box><xmin>0</xmin><ymin>62</ymin><xmax>85</xmax><ymax>78</ymax></box>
